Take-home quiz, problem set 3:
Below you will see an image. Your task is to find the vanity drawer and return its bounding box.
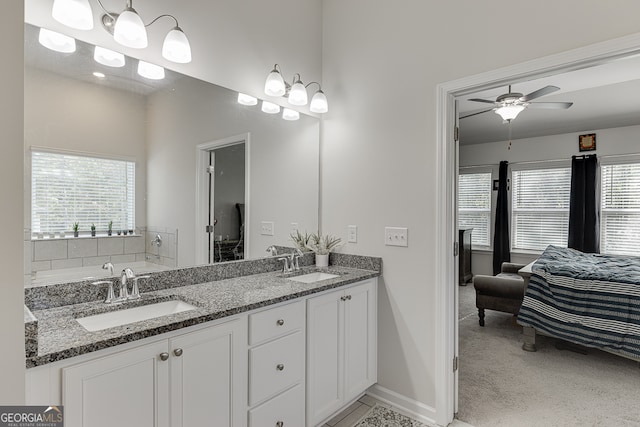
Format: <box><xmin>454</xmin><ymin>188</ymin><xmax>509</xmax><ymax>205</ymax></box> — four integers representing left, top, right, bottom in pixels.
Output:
<box><xmin>249</xmin><ymin>331</ymin><xmax>303</xmax><ymax>406</ymax></box>
<box><xmin>248</xmin><ymin>383</ymin><xmax>304</xmax><ymax>427</ymax></box>
<box><xmin>249</xmin><ymin>300</ymin><xmax>303</xmax><ymax>345</ymax></box>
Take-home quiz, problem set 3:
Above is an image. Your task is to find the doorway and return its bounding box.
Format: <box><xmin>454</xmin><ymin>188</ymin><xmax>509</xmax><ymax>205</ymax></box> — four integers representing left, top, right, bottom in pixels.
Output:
<box><xmin>435</xmin><ymin>33</ymin><xmax>640</xmax><ymax>426</ymax></box>
<box><xmin>196</xmin><ymin>134</ymin><xmax>250</xmax><ymax>265</ymax></box>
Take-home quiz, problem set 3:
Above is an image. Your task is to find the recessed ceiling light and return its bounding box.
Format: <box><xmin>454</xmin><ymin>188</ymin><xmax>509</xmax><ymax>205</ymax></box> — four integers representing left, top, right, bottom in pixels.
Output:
<box><xmin>93</xmin><ymin>71</ymin><xmax>106</xmax><ymax>79</ymax></box>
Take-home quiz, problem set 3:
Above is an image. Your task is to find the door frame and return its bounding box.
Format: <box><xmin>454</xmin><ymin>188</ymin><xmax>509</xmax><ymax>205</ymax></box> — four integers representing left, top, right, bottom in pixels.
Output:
<box><xmin>434</xmin><ymin>33</ymin><xmax>640</xmax><ymax>426</ymax></box>
<box><xmin>195</xmin><ymin>133</ymin><xmax>250</xmax><ymax>265</ymax></box>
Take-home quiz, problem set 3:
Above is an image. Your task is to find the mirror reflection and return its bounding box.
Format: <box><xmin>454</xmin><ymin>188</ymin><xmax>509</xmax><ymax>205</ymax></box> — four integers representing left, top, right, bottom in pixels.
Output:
<box><xmin>24</xmin><ymin>23</ymin><xmax>319</xmax><ymax>285</ymax></box>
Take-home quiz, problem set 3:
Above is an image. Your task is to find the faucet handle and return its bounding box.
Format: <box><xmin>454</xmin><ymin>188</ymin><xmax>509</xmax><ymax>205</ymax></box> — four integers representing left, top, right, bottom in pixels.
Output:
<box><xmin>130</xmin><ymin>275</ymin><xmax>150</xmax><ymax>299</ymax></box>
<box><xmin>277</xmin><ymin>257</ymin><xmax>290</xmax><ymax>273</ymax></box>
<box><xmin>91</xmin><ymin>280</ymin><xmax>115</xmax><ymax>303</ymax></box>
<box><xmin>102</xmin><ymin>262</ymin><xmax>114</xmax><ymax>276</ymax></box>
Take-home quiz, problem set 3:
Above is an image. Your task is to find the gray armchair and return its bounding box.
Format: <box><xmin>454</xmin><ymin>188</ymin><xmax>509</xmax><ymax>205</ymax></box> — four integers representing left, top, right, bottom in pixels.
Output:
<box><xmin>473</xmin><ymin>262</ymin><xmax>526</xmax><ymax>326</ymax></box>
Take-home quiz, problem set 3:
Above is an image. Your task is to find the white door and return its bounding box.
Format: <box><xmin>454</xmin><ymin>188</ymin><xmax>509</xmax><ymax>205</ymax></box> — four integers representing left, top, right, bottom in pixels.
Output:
<box><xmin>343</xmin><ymin>281</ymin><xmax>376</xmax><ymax>403</ymax></box>
<box><xmin>306</xmin><ymin>289</ymin><xmax>344</xmax><ymax>426</ymax></box>
<box><xmin>170</xmin><ymin>320</ymin><xmax>246</xmax><ymax>427</ymax></box>
<box><xmin>454</xmin><ymin>99</ymin><xmax>460</xmax><ymax>414</ymax></box>
<box><xmin>63</xmin><ymin>340</ymin><xmax>170</xmax><ymax>427</ymax></box>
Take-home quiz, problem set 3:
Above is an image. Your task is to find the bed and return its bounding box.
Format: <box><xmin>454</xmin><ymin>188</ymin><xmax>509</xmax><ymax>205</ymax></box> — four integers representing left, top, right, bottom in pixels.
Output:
<box><xmin>517</xmin><ymin>245</ymin><xmax>640</xmax><ymax>361</ymax></box>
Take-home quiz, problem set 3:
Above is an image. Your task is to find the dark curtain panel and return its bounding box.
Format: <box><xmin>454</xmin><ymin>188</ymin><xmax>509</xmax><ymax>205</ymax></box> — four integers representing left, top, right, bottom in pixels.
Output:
<box><xmin>568</xmin><ymin>154</ymin><xmax>600</xmax><ymax>253</ymax></box>
<box><xmin>493</xmin><ymin>161</ymin><xmax>510</xmax><ymax>275</ymax></box>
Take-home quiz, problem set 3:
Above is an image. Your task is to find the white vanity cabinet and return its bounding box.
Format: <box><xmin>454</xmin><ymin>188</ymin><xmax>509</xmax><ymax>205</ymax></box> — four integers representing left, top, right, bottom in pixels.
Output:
<box><xmin>30</xmin><ymin>318</ymin><xmax>247</xmax><ymax>427</ymax></box>
<box><xmin>306</xmin><ymin>279</ymin><xmax>377</xmax><ymax>427</ymax></box>
<box><xmin>247</xmin><ymin>300</ymin><xmax>306</xmax><ymax>427</ymax></box>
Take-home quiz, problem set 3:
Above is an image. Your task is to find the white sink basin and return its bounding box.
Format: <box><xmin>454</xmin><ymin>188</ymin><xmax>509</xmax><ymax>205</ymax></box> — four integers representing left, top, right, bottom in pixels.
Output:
<box><xmin>77</xmin><ymin>300</ymin><xmax>198</xmax><ymax>332</ymax></box>
<box><xmin>288</xmin><ymin>272</ymin><xmax>339</xmax><ymax>284</ymax></box>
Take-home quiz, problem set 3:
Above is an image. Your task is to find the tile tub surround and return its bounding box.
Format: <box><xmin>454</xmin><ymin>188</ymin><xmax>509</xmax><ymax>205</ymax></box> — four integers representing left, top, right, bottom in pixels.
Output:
<box><xmin>24</xmin><ymin>253</ymin><xmax>381</xmax><ymax>367</ymax></box>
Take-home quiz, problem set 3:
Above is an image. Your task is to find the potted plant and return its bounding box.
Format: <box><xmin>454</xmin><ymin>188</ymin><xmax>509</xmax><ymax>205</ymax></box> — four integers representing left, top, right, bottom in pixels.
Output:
<box><xmin>107</xmin><ymin>221</ymin><xmax>113</xmax><ymax>236</ymax></box>
<box><xmin>290</xmin><ymin>230</ymin><xmax>312</xmax><ymax>252</ymax></box>
<box><xmin>72</xmin><ymin>222</ymin><xmax>79</xmax><ymax>238</ymax></box>
<box><xmin>307</xmin><ymin>232</ymin><xmax>342</xmax><ymax>268</ymax></box>
<box><xmin>90</xmin><ymin>223</ymin><xmax>96</xmax><ymax>237</ymax></box>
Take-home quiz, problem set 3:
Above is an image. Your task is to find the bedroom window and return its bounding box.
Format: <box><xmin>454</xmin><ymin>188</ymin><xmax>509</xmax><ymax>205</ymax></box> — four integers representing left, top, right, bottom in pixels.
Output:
<box><xmin>31</xmin><ymin>150</ymin><xmax>135</xmax><ymax>234</ymax></box>
<box><xmin>511</xmin><ymin>167</ymin><xmax>571</xmax><ymax>251</ymax></box>
<box><xmin>601</xmin><ymin>162</ymin><xmax>640</xmax><ymax>256</ymax></box>
<box><xmin>458</xmin><ymin>172</ymin><xmax>492</xmax><ymax>248</ymax></box>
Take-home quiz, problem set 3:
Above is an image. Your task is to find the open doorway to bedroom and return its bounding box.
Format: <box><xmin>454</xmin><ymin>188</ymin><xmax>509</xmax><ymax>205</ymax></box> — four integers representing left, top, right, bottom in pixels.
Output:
<box><xmin>447</xmin><ymin>42</ymin><xmax>640</xmax><ymax>426</ymax></box>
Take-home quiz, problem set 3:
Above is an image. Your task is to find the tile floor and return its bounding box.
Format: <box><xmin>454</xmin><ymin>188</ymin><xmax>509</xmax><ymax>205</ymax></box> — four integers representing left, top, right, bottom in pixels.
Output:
<box><xmin>321</xmin><ymin>395</ymin><xmax>389</xmax><ymax>427</ymax></box>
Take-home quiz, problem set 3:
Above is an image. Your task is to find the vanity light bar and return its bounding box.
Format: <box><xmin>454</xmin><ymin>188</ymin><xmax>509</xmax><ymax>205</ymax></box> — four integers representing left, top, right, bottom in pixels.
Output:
<box><xmin>238</xmin><ymin>95</ymin><xmax>301</xmax><ymax>121</ymax></box>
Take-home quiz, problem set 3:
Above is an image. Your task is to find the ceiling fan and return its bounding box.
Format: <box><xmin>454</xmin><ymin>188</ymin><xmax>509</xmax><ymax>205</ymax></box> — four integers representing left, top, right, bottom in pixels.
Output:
<box><xmin>461</xmin><ymin>85</ymin><xmax>573</xmax><ymax>122</ymax></box>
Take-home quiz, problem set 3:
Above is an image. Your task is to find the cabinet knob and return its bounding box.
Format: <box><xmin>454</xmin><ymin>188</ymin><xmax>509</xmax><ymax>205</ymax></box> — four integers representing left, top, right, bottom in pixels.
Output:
<box><xmin>276</xmin><ymin>422</ymin><xmax>284</xmax><ymax>427</ymax></box>
<box><xmin>159</xmin><ymin>352</ymin><xmax>169</xmax><ymax>361</ymax></box>
<box><xmin>276</xmin><ymin>363</ymin><xmax>285</xmax><ymax>371</ymax></box>
<box><xmin>173</xmin><ymin>348</ymin><xmax>183</xmax><ymax>357</ymax></box>
<box><xmin>276</xmin><ymin>319</ymin><xmax>285</xmax><ymax>326</ymax></box>
<box><xmin>340</xmin><ymin>296</ymin><xmax>346</xmax><ymax>301</ymax></box>
<box><xmin>346</xmin><ymin>295</ymin><xmax>352</xmax><ymax>300</ymax></box>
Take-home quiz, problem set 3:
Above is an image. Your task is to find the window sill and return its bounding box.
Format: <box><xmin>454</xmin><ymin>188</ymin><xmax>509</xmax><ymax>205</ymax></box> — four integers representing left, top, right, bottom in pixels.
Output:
<box><xmin>31</xmin><ymin>233</ymin><xmax>141</xmax><ymax>241</ymax></box>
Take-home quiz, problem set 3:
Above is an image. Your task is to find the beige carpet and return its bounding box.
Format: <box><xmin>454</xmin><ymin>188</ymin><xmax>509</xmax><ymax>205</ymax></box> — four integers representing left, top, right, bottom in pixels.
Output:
<box><xmin>456</xmin><ymin>283</ymin><xmax>640</xmax><ymax>427</ymax></box>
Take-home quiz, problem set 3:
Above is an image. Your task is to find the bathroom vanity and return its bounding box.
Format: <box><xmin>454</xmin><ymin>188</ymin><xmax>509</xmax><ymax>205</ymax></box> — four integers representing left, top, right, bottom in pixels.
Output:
<box><xmin>24</xmin><ymin>255</ymin><xmax>380</xmax><ymax>427</ymax></box>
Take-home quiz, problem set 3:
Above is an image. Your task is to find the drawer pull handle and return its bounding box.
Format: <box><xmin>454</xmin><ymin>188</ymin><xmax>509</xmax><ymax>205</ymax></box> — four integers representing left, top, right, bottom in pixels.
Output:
<box><xmin>276</xmin><ymin>319</ymin><xmax>285</xmax><ymax>326</ymax></box>
<box><xmin>174</xmin><ymin>348</ymin><xmax>183</xmax><ymax>357</ymax></box>
<box><xmin>276</xmin><ymin>364</ymin><xmax>285</xmax><ymax>371</ymax></box>
<box><xmin>159</xmin><ymin>352</ymin><xmax>169</xmax><ymax>361</ymax></box>
<box><xmin>276</xmin><ymin>422</ymin><xmax>284</xmax><ymax>427</ymax></box>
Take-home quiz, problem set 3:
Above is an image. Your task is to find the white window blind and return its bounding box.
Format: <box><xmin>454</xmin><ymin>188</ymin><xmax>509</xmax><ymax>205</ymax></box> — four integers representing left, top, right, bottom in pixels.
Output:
<box><xmin>601</xmin><ymin>162</ymin><xmax>640</xmax><ymax>256</ymax></box>
<box><xmin>458</xmin><ymin>172</ymin><xmax>492</xmax><ymax>247</ymax></box>
<box><xmin>31</xmin><ymin>151</ymin><xmax>135</xmax><ymax>234</ymax></box>
<box><xmin>512</xmin><ymin>167</ymin><xmax>571</xmax><ymax>251</ymax></box>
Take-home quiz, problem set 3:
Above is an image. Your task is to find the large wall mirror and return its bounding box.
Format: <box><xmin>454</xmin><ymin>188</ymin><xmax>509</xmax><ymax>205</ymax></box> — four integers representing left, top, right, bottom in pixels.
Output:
<box><xmin>24</xmin><ymin>22</ymin><xmax>319</xmax><ymax>286</ymax></box>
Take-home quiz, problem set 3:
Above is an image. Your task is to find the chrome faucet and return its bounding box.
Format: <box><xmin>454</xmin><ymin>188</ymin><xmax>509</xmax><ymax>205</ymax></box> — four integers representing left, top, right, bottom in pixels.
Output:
<box><xmin>277</xmin><ymin>257</ymin><xmax>291</xmax><ymax>274</ymax></box>
<box><xmin>102</xmin><ymin>262</ymin><xmax>114</xmax><ymax>276</ymax></box>
<box><xmin>291</xmin><ymin>248</ymin><xmax>304</xmax><ymax>271</ymax></box>
<box><xmin>117</xmin><ymin>268</ymin><xmax>135</xmax><ymax>301</ymax></box>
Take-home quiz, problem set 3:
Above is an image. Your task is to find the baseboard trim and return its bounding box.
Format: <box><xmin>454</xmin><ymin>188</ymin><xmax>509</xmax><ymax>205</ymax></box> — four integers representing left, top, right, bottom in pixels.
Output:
<box><xmin>366</xmin><ymin>384</ymin><xmax>438</xmax><ymax>426</ymax></box>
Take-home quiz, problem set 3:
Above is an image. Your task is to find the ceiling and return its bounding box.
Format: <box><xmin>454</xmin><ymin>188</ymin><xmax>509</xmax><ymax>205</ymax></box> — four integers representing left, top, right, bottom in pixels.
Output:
<box><xmin>458</xmin><ymin>54</ymin><xmax>640</xmax><ymax>145</ymax></box>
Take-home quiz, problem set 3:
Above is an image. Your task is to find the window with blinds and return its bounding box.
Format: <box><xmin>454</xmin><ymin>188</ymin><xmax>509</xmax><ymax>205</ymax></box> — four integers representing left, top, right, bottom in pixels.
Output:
<box><xmin>511</xmin><ymin>167</ymin><xmax>571</xmax><ymax>251</ymax></box>
<box><xmin>601</xmin><ymin>162</ymin><xmax>640</xmax><ymax>256</ymax></box>
<box><xmin>458</xmin><ymin>172</ymin><xmax>492</xmax><ymax>248</ymax></box>
<box><xmin>31</xmin><ymin>151</ymin><xmax>135</xmax><ymax>234</ymax></box>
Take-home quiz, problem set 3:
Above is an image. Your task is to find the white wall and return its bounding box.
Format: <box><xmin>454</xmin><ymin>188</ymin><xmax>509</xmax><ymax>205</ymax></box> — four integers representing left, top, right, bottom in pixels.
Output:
<box><xmin>24</xmin><ymin>67</ymin><xmax>148</xmax><ymax>231</ymax></box>
<box><xmin>321</xmin><ymin>0</ymin><xmax>640</xmax><ymax>421</ymax></box>
<box><xmin>461</xmin><ymin>124</ymin><xmax>640</xmax><ymax>275</ymax></box>
<box><xmin>0</xmin><ymin>0</ymin><xmax>25</xmax><ymax>404</ymax></box>
<box><xmin>146</xmin><ymin>77</ymin><xmax>319</xmax><ymax>265</ymax></box>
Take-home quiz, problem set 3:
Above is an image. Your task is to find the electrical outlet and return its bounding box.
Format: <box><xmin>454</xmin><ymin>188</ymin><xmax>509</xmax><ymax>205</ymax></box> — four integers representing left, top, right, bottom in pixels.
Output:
<box><xmin>385</xmin><ymin>227</ymin><xmax>408</xmax><ymax>247</ymax></box>
<box><xmin>347</xmin><ymin>225</ymin><xmax>358</xmax><ymax>243</ymax></box>
<box><xmin>261</xmin><ymin>221</ymin><xmax>274</xmax><ymax>236</ymax></box>
<box><xmin>290</xmin><ymin>222</ymin><xmax>299</xmax><ymax>236</ymax></box>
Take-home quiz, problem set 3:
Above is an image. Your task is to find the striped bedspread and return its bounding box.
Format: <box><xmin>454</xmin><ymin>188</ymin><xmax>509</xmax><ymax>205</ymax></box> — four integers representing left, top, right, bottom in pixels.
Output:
<box><xmin>517</xmin><ymin>245</ymin><xmax>640</xmax><ymax>360</ymax></box>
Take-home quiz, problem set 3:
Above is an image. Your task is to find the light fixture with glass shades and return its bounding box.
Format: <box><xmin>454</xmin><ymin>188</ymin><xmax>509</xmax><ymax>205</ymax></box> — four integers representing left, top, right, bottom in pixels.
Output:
<box><xmin>263</xmin><ymin>64</ymin><xmax>329</xmax><ymax>114</ymax></box>
<box><xmin>38</xmin><ymin>28</ymin><xmax>76</xmax><ymax>53</ymax></box>
<box><xmin>261</xmin><ymin>101</ymin><xmax>281</xmax><ymax>114</ymax></box>
<box><xmin>94</xmin><ymin>46</ymin><xmax>125</xmax><ymax>67</ymax></box>
<box><xmin>237</xmin><ymin>93</ymin><xmax>258</xmax><ymax>106</ymax></box>
<box><xmin>137</xmin><ymin>60</ymin><xmax>165</xmax><ymax>80</ymax></box>
<box><xmin>282</xmin><ymin>108</ymin><xmax>300</xmax><ymax>121</ymax></box>
<box><xmin>51</xmin><ymin>0</ymin><xmax>192</xmax><ymax>63</ymax></box>
<box><xmin>494</xmin><ymin>104</ymin><xmax>525</xmax><ymax>121</ymax></box>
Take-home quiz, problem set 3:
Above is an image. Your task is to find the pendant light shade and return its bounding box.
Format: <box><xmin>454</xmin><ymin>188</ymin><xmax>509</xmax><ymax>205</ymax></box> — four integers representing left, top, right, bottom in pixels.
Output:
<box><xmin>237</xmin><ymin>93</ymin><xmax>258</xmax><ymax>106</ymax></box>
<box><xmin>52</xmin><ymin>0</ymin><xmax>94</xmax><ymax>30</ymax></box>
<box><xmin>94</xmin><ymin>46</ymin><xmax>125</xmax><ymax>67</ymax></box>
<box><xmin>309</xmin><ymin>90</ymin><xmax>329</xmax><ymax>113</ymax></box>
<box><xmin>114</xmin><ymin>7</ymin><xmax>148</xmax><ymax>49</ymax></box>
<box><xmin>261</xmin><ymin>101</ymin><xmax>281</xmax><ymax>114</ymax></box>
<box><xmin>137</xmin><ymin>60</ymin><xmax>165</xmax><ymax>80</ymax></box>
<box><xmin>38</xmin><ymin>28</ymin><xmax>76</xmax><ymax>53</ymax></box>
<box><xmin>288</xmin><ymin>79</ymin><xmax>308</xmax><ymax>106</ymax></box>
<box><xmin>494</xmin><ymin>105</ymin><xmax>525</xmax><ymax>121</ymax></box>
<box><xmin>264</xmin><ymin>67</ymin><xmax>286</xmax><ymax>97</ymax></box>
<box><xmin>282</xmin><ymin>108</ymin><xmax>300</xmax><ymax>121</ymax></box>
<box><xmin>162</xmin><ymin>27</ymin><xmax>192</xmax><ymax>63</ymax></box>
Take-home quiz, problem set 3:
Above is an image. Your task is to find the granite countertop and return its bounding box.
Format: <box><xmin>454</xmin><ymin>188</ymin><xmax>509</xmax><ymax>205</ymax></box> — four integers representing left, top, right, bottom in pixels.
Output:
<box><xmin>27</xmin><ymin>265</ymin><xmax>379</xmax><ymax>368</ymax></box>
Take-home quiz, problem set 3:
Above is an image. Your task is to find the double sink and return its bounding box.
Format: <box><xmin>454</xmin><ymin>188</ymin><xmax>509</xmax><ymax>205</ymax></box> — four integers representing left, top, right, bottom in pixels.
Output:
<box><xmin>75</xmin><ymin>271</ymin><xmax>339</xmax><ymax>332</ymax></box>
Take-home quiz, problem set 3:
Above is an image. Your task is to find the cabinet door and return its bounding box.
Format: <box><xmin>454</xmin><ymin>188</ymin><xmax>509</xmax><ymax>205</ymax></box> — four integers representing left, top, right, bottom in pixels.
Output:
<box><xmin>170</xmin><ymin>319</ymin><xmax>247</xmax><ymax>427</ymax></box>
<box><xmin>343</xmin><ymin>281</ymin><xmax>377</xmax><ymax>403</ymax></box>
<box><xmin>62</xmin><ymin>340</ymin><xmax>170</xmax><ymax>427</ymax></box>
<box><xmin>306</xmin><ymin>289</ymin><xmax>344</xmax><ymax>426</ymax></box>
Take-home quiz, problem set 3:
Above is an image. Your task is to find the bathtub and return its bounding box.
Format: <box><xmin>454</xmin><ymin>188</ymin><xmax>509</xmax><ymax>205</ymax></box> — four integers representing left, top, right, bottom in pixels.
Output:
<box><xmin>31</xmin><ymin>261</ymin><xmax>170</xmax><ymax>286</ymax></box>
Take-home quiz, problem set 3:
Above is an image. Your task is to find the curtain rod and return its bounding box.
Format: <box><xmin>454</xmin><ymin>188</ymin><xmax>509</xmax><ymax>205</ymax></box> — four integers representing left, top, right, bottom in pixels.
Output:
<box><xmin>460</xmin><ymin>152</ymin><xmax>640</xmax><ymax>170</ymax></box>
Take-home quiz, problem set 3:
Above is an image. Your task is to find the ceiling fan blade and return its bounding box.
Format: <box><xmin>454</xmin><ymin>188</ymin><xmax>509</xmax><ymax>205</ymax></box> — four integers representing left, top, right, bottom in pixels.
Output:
<box><xmin>520</xmin><ymin>85</ymin><xmax>560</xmax><ymax>102</ymax></box>
<box><xmin>468</xmin><ymin>98</ymin><xmax>496</xmax><ymax>104</ymax></box>
<box><xmin>460</xmin><ymin>108</ymin><xmax>493</xmax><ymax>119</ymax></box>
<box><xmin>527</xmin><ymin>101</ymin><xmax>573</xmax><ymax>109</ymax></box>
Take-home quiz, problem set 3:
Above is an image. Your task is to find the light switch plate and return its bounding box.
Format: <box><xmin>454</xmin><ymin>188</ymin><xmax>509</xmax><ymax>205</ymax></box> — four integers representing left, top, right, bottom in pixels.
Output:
<box><xmin>261</xmin><ymin>221</ymin><xmax>274</xmax><ymax>236</ymax></box>
<box><xmin>290</xmin><ymin>222</ymin><xmax>299</xmax><ymax>236</ymax></box>
<box><xmin>347</xmin><ymin>225</ymin><xmax>357</xmax><ymax>243</ymax></box>
<box><xmin>385</xmin><ymin>227</ymin><xmax>408</xmax><ymax>247</ymax></box>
